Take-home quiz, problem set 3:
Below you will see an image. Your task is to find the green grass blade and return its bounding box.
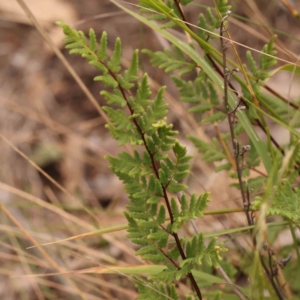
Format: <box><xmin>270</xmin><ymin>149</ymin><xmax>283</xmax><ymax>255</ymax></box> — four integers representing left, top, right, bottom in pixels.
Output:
<box><xmin>110</xmin><ymin>0</ymin><xmax>273</xmax><ymax>174</ymax></box>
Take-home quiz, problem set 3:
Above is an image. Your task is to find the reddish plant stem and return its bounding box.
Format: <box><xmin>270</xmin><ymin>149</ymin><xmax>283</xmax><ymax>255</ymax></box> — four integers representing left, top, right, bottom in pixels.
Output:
<box><xmin>174</xmin><ymin>0</ymin><xmax>188</xmax><ymax>24</ymax></box>
<box><xmin>264</xmin><ymin>84</ymin><xmax>300</xmax><ymax>110</ymax></box>
<box><xmin>101</xmin><ymin>59</ymin><xmax>202</xmax><ymax>299</ymax></box>
<box><xmin>159</xmin><ymin>249</ymin><xmax>180</xmax><ymax>269</ymax></box>
<box><xmin>255</xmin><ymin>119</ymin><xmax>284</xmax><ymax>155</ymax></box>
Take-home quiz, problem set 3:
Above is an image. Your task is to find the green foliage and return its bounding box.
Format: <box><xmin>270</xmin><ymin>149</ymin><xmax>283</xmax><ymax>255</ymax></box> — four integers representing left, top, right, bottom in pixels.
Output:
<box><xmin>252</xmin><ymin>181</ymin><xmax>300</xmax><ymax>226</ymax></box>
<box><xmin>246</xmin><ymin>35</ymin><xmax>277</xmax><ymax>82</ymax></box>
<box><xmin>58</xmin><ymin>20</ymin><xmax>217</xmax><ymax>299</ymax></box>
<box><xmin>246</xmin><ymin>140</ymin><xmax>260</xmax><ymax>167</ymax></box>
<box><xmin>213</xmin><ymin>292</ymin><xmax>222</xmax><ymax>300</ymax></box>
<box><xmin>171</xmin><ymin>74</ymin><xmax>221</xmax><ymax>114</ymax></box>
<box><xmin>58</xmin><ymin>1</ymin><xmax>300</xmax><ymax>298</ymax></box>
<box><xmin>183</xmin><ymin>234</ymin><xmax>227</xmax><ymax>269</ymax></box>
<box><xmin>171</xmin><ymin>193</ymin><xmax>209</xmax><ymax>232</ymax></box>
<box><xmin>139</xmin><ymin>0</ymin><xmax>231</xmax><ymax>39</ymax></box>
<box><xmin>139</xmin><ymin>0</ymin><xmax>178</xmax><ymax>29</ymax></box>
<box><xmin>134</xmin><ymin>277</ymin><xmax>179</xmax><ymax>300</ymax></box>
<box><xmin>285</xmin><ymin>135</ymin><xmax>300</xmax><ymax>178</ymax></box>
<box><xmin>216</xmin><ymin>0</ymin><xmax>231</xmax><ymax>18</ymax></box>
<box><xmin>149</xmin><ymin>234</ymin><xmax>226</xmax><ymax>283</ymax></box>
<box><xmin>197</xmin><ymin>11</ymin><xmax>217</xmax><ymax>41</ymax></box>
<box><xmin>246</xmin><ymin>176</ymin><xmax>265</xmax><ymax>191</ymax></box>
<box><xmin>142</xmin><ymin>46</ymin><xmax>196</xmax><ymax>76</ymax></box>
<box><xmin>188</xmin><ymin>136</ymin><xmax>230</xmax><ymax>172</ymax></box>
<box><xmin>197</xmin><ymin>0</ymin><xmax>231</xmax><ymax>40</ymax></box>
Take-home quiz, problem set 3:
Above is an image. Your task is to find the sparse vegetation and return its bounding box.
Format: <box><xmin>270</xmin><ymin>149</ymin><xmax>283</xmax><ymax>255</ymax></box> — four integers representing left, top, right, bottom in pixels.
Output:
<box><xmin>1</xmin><ymin>0</ymin><xmax>300</xmax><ymax>299</ymax></box>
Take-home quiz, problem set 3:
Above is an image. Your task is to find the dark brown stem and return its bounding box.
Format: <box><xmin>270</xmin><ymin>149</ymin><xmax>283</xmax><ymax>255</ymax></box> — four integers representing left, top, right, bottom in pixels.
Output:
<box><xmin>173</xmin><ymin>0</ymin><xmax>188</xmax><ymax>25</ymax></box>
<box><xmin>264</xmin><ymin>84</ymin><xmax>300</xmax><ymax>110</ymax></box>
<box><xmin>100</xmin><ymin>59</ymin><xmax>202</xmax><ymax>299</ymax></box>
<box><xmin>159</xmin><ymin>249</ymin><xmax>180</xmax><ymax>269</ymax></box>
<box><xmin>220</xmin><ymin>15</ymin><xmax>285</xmax><ymax>300</ymax></box>
<box><xmin>260</xmin><ymin>255</ymin><xmax>284</xmax><ymax>300</ymax></box>
<box><xmin>176</xmin><ymin>0</ymin><xmax>295</xmax><ymax>161</ymax></box>
<box><xmin>170</xmin><ymin>4</ymin><xmax>288</xmax><ymax>298</ymax></box>
<box><xmin>105</xmin><ymin>62</ymin><xmax>160</xmax><ymax>177</ymax></box>
<box><xmin>243</xmin><ymin>165</ymin><xmax>268</xmax><ymax>178</ymax></box>
<box><xmin>159</xmin><ymin>224</ymin><xmax>172</xmax><ymax>235</ymax></box>
<box><xmin>256</xmin><ymin>119</ymin><xmax>300</xmax><ymax>172</ymax></box>
<box><xmin>255</xmin><ymin>119</ymin><xmax>284</xmax><ymax>155</ymax></box>
<box><xmin>220</xmin><ymin>17</ymin><xmax>252</xmax><ymax>227</ymax></box>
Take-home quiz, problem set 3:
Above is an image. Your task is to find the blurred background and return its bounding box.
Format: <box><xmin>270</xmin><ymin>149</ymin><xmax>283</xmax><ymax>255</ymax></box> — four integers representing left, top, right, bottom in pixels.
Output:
<box><xmin>0</xmin><ymin>0</ymin><xmax>299</xmax><ymax>299</ymax></box>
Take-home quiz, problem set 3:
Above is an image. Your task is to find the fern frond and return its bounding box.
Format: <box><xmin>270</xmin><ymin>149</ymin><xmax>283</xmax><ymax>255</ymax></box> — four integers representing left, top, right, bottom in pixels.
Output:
<box><xmin>88</xmin><ymin>28</ymin><xmax>97</xmax><ymax>51</ymax></box>
<box><xmin>288</xmin><ymin>138</ymin><xmax>300</xmax><ymax>171</ymax></box>
<box><xmin>197</xmin><ymin>0</ymin><xmax>231</xmax><ymax>40</ymax></box>
<box><xmin>139</xmin><ymin>0</ymin><xmax>178</xmax><ymax>29</ymax></box>
<box><xmin>59</xmin><ymin>21</ymin><xmax>225</xmax><ymax>300</ymax></box>
<box><xmin>197</xmin><ymin>13</ymin><xmax>214</xmax><ymax>40</ymax></box>
<box><xmin>143</xmin><ymin>46</ymin><xmax>196</xmax><ymax>76</ymax></box>
<box><xmin>246</xmin><ymin>36</ymin><xmax>278</xmax><ymax>82</ymax></box>
<box><xmin>107</xmin><ymin>38</ymin><xmax>122</xmax><ymax>72</ymax></box>
<box><xmin>134</xmin><ymin>277</ymin><xmax>179</xmax><ymax>300</ymax></box>
<box><xmin>201</xmin><ymin>111</ymin><xmax>226</xmax><ymax>124</ymax></box>
<box><xmin>172</xmin><ymin>193</ymin><xmax>210</xmax><ymax>233</ymax></box>
<box><xmin>247</xmin><ymin>176</ymin><xmax>265</xmax><ymax>191</ymax></box>
<box><xmin>97</xmin><ymin>31</ymin><xmax>108</xmax><ymax>60</ymax></box>
<box><xmin>124</xmin><ymin>50</ymin><xmax>139</xmax><ymax>83</ymax></box>
<box><xmin>259</xmin><ymin>35</ymin><xmax>277</xmax><ymax>71</ymax></box>
<box><xmin>182</xmin><ymin>233</ymin><xmax>227</xmax><ymax>269</ymax></box>
<box><xmin>216</xmin><ymin>0</ymin><xmax>231</xmax><ymax>17</ymax></box>
<box><xmin>246</xmin><ymin>51</ymin><xmax>260</xmax><ymax>79</ymax></box>
<box><xmin>100</xmin><ymin>89</ymin><xmax>126</xmax><ymax>107</ymax></box>
<box><xmin>252</xmin><ymin>181</ymin><xmax>300</xmax><ymax>225</ymax></box>
<box><xmin>188</xmin><ymin>136</ymin><xmax>227</xmax><ymax>165</ymax></box>
<box><xmin>172</xmin><ymin>75</ymin><xmax>221</xmax><ymax>117</ymax></box>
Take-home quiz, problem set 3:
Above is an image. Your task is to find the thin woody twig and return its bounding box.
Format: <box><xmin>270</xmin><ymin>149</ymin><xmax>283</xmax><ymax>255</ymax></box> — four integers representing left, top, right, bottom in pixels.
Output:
<box><xmin>220</xmin><ymin>11</ymin><xmax>252</xmax><ymax>227</ymax></box>
<box><xmin>220</xmin><ymin>11</ymin><xmax>285</xmax><ymax>300</ymax></box>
